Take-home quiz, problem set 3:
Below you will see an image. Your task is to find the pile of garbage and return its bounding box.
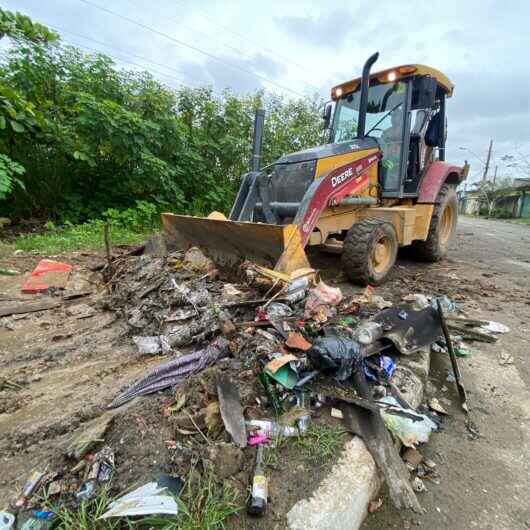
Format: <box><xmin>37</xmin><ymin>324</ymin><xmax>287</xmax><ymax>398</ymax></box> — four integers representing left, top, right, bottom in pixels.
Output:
<box><xmin>3</xmin><ymin>246</ymin><xmax>510</xmax><ymax>528</ymax></box>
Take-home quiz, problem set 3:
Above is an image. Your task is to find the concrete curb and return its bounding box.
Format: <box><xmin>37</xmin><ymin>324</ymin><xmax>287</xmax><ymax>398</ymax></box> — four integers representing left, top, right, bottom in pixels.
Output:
<box><xmin>287</xmin><ymin>349</ymin><xmax>430</xmax><ymax>530</ymax></box>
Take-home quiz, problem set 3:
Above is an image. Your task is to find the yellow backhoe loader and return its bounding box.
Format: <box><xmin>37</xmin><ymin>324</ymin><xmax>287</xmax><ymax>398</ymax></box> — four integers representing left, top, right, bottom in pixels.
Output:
<box><xmin>163</xmin><ymin>52</ymin><xmax>468</xmax><ymax>285</ymax></box>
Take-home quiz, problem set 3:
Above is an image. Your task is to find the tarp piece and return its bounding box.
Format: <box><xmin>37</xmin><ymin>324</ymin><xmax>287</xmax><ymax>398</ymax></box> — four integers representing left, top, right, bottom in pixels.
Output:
<box><xmin>21</xmin><ymin>259</ymin><xmax>72</xmax><ymax>294</ymax></box>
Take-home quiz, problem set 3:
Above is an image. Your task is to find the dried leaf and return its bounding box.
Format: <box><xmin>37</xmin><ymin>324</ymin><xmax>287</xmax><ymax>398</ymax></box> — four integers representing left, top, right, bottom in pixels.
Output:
<box><xmin>204</xmin><ymin>401</ymin><xmax>221</xmax><ymax>431</ymax></box>
<box><xmin>168</xmin><ymin>392</ymin><xmax>186</xmax><ymax>414</ymax></box>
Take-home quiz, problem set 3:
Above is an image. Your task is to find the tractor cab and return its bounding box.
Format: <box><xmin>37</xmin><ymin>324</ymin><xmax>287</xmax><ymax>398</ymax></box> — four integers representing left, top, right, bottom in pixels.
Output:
<box><xmin>327</xmin><ymin>64</ymin><xmax>454</xmax><ymax>199</ymax></box>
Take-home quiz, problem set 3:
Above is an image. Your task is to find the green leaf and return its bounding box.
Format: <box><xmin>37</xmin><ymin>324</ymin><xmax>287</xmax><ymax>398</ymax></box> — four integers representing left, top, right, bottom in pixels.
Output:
<box><xmin>0</xmin><ymin>116</ymin><xmax>5</xmax><ymax>129</ymax></box>
<box><xmin>9</xmin><ymin>120</ymin><xmax>24</xmax><ymax>133</ymax></box>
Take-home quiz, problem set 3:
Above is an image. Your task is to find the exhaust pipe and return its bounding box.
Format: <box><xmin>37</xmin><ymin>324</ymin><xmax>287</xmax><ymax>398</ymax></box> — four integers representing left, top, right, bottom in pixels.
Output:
<box><xmin>251</xmin><ymin>109</ymin><xmax>265</xmax><ymax>172</ymax></box>
<box><xmin>357</xmin><ymin>52</ymin><xmax>379</xmax><ymax>138</ymax></box>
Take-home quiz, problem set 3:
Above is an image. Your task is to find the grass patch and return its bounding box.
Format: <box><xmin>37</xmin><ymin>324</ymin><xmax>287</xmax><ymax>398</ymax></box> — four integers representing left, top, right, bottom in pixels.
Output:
<box><xmin>262</xmin><ymin>435</ymin><xmax>290</xmax><ymax>471</ymax></box>
<box><xmin>507</xmin><ymin>218</ymin><xmax>530</xmax><ymax>225</ymax></box>
<box><xmin>156</xmin><ymin>466</ymin><xmax>241</xmax><ymax>530</ymax></box>
<box><xmin>295</xmin><ymin>422</ymin><xmax>348</xmax><ymax>462</ymax></box>
<box><xmin>41</xmin><ymin>464</ymin><xmax>241</xmax><ymax>530</ymax></box>
<box><xmin>11</xmin><ymin>220</ymin><xmax>149</xmax><ymax>254</ymax></box>
<box><xmin>45</xmin><ymin>486</ymin><xmax>127</xmax><ymax>530</ymax></box>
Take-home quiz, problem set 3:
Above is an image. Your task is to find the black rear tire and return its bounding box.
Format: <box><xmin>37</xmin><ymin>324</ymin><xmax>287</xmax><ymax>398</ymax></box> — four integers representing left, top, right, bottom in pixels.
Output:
<box><xmin>341</xmin><ymin>218</ymin><xmax>398</xmax><ymax>286</ymax></box>
<box><xmin>412</xmin><ymin>183</ymin><xmax>457</xmax><ymax>261</ymax></box>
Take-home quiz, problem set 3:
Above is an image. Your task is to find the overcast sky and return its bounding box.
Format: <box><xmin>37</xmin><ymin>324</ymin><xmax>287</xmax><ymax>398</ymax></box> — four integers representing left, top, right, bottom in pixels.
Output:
<box><xmin>5</xmin><ymin>0</ymin><xmax>530</xmax><ymax>183</ymax></box>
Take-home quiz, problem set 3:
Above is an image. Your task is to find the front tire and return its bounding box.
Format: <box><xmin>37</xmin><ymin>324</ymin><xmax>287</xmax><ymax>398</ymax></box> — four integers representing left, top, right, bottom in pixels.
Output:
<box><xmin>341</xmin><ymin>219</ymin><xmax>398</xmax><ymax>285</ymax></box>
<box><xmin>412</xmin><ymin>183</ymin><xmax>457</xmax><ymax>261</ymax></box>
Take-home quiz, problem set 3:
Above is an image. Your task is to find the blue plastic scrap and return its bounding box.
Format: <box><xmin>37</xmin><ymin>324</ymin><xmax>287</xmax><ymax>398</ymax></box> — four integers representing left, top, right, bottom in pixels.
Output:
<box><xmin>364</xmin><ymin>355</ymin><xmax>396</xmax><ymax>382</ymax></box>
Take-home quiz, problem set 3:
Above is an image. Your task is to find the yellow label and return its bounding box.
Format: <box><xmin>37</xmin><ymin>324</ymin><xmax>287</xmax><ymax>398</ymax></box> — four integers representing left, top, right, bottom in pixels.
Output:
<box><xmin>252</xmin><ymin>475</ymin><xmax>268</xmax><ymax>501</ymax></box>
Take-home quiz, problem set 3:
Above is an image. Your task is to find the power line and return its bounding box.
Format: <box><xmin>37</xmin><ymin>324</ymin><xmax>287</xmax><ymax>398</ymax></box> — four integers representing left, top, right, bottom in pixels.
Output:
<box><xmin>135</xmin><ymin>0</ymin><xmax>322</xmax><ymax>92</ymax></box>
<box><xmin>77</xmin><ymin>0</ymin><xmax>307</xmax><ymax>98</ymax></box>
<box><xmin>171</xmin><ymin>0</ymin><xmax>321</xmax><ymax>82</ymax></box>
<box><xmin>50</xmin><ymin>24</ymin><xmax>198</xmax><ymax>88</ymax></box>
<box><xmin>64</xmin><ymin>38</ymin><xmax>191</xmax><ymax>90</ymax></box>
<box><xmin>125</xmin><ymin>0</ymin><xmax>249</xmax><ymax>65</ymax></box>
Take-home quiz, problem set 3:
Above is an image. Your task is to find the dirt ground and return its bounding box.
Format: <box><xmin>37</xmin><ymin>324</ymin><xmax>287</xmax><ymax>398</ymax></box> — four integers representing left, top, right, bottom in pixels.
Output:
<box><xmin>1</xmin><ymin>215</ymin><xmax>529</xmax><ymax>529</ymax></box>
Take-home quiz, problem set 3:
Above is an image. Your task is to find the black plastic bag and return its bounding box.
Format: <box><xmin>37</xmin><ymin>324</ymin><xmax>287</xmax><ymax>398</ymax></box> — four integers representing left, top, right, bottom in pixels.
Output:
<box><xmin>308</xmin><ymin>336</ymin><xmax>362</xmax><ymax>381</ymax></box>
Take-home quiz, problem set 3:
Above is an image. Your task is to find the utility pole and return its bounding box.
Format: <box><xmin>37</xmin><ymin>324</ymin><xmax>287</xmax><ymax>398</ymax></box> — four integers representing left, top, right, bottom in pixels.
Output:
<box><xmin>482</xmin><ymin>139</ymin><xmax>493</xmax><ymax>182</ymax></box>
<box><xmin>493</xmin><ymin>165</ymin><xmax>498</xmax><ymax>186</ymax></box>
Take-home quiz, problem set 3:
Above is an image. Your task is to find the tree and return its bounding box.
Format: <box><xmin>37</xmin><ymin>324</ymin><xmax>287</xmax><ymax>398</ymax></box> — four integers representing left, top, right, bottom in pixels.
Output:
<box><xmin>500</xmin><ymin>151</ymin><xmax>530</xmax><ymax>179</ymax></box>
<box><xmin>0</xmin><ymin>8</ymin><xmax>58</xmax><ymax>43</ymax></box>
<box><xmin>0</xmin><ymin>16</ymin><xmax>324</xmax><ymax>220</ymax></box>
<box><xmin>473</xmin><ymin>176</ymin><xmax>514</xmax><ymax>217</ymax></box>
<box><xmin>0</xmin><ymin>9</ymin><xmax>58</xmax><ymax>200</ymax></box>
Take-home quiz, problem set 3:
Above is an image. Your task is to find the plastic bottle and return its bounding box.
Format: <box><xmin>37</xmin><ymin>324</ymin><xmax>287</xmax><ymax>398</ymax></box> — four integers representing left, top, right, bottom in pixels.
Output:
<box><xmin>14</xmin><ymin>471</ymin><xmax>45</xmax><ymax>508</ymax></box>
<box><xmin>247</xmin><ymin>445</ymin><xmax>267</xmax><ymax>517</ymax></box>
<box><xmin>296</xmin><ymin>392</ymin><xmax>310</xmax><ymax>434</ymax></box>
<box><xmin>285</xmin><ymin>276</ymin><xmax>310</xmax><ymax>302</ymax></box>
<box><xmin>246</xmin><ymin>419</ymin><xmax>298</xmax><ymax>438</ymax></box>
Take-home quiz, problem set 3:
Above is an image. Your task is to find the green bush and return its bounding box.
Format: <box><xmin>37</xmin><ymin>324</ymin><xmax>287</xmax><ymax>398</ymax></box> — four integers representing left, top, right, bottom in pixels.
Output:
<box><xmin>491</xmin><ymin>208</ymin><xmax>513</xmax><ymax>219</ymax></box>
<box><xmin>0</xmin><ymin>14</ymin><xmax>324</xmax><ymax>223</ymax></box>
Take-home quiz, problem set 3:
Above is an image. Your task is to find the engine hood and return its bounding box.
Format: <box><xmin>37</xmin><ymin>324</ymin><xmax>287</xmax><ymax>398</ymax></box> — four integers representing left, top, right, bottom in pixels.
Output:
<box><xmin>276</xmin><ymin>137</ymin><xmax>379</xmax><ymax>164</ymax></box>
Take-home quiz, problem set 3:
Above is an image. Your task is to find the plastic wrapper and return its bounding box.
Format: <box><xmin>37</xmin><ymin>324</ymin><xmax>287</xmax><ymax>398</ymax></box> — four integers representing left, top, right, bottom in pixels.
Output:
<box><xmin>307</xmin><ymin>336</ymin><xmax>362</xmax><ymax>381</ymax></box>
<box><xmin>379</xmin><ymin>396</ymin><xmax>437</xmax><ymax>448</ymax></box>
<box><xmin>304</xmin><ymin>281</ymin><xmax>343</xmax><ymax>320</ymax></box>
<box><xmin>133</xmin><ymin>335</ymin><xmax>171</xmax><ymax>355</ymax></box>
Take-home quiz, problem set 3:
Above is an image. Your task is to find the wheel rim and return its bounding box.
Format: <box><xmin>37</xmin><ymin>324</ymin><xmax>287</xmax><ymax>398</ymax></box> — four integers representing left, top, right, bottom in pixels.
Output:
<box><xmin>372</xmin><ymin>236</ymin><xmax>393</xmax><ymax>273</ymax></box>
<box><xmin>439</xmin><ymin>203</ymin><xmax>455</xmax><ymax>246</ymax></box>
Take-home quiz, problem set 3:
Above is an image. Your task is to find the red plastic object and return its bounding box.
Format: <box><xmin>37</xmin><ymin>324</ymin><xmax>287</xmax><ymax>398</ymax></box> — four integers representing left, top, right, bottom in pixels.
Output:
<box><xmin>21</xmin><ymin>259</ymin><xmax>72</xmax><ymax>294</ymax></box>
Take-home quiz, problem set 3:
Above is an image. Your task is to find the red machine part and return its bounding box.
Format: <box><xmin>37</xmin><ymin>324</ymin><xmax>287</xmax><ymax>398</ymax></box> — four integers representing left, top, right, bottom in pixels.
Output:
<box><xmin>297</xmin><ymin>153</ymin><xmax>380</xmax><ymax>246</ymax></box>
<box><xmin>417</xmin><ymin>161</ymin><xmax>463</xmax><ymax>203</ymax></box>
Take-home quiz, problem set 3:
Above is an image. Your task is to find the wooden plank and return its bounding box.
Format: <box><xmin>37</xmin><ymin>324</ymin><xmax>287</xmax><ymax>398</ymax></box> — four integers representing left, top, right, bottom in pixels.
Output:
<box><xmin>340</xmin><ymin>372</ymin><xmax>422</xmax><ymax>513</ymax></box>
<box><xmin>217</xmin><ymin>374</ymin><xmax>247</xmax><ymax>448</ymax></box>
<box><xmin>0</xmin><ymin>299</ymin><xmax>61</xmax><ymax>317</ymax></box>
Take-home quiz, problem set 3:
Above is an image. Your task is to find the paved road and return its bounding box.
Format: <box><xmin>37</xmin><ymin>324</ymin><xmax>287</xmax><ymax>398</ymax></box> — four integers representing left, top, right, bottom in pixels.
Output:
<box><xmin>452</xmin><ymin>216</ymin><xmax>530</xmax><ymax>283</ymax></box>
<box><xmin>362</xmin><ymin>214</ymin><xmax>530</xmax><ymax>530</ymax></box>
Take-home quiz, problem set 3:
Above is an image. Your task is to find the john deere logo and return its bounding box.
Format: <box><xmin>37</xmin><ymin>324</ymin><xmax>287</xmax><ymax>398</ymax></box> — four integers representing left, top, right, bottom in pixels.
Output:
<box><xmin>331</xmin><ymin>167</ymin><xmax>353</xmax><ymax>187</ymax></box>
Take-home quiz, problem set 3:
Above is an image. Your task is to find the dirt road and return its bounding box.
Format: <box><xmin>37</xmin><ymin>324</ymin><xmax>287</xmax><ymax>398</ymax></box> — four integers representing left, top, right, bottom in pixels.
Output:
<box><xmin>454</xmin><ymin>216</ymin><xmax>530</xmax><ymax>282</ymax></box>
<box><xmin>361</xmin><ymin>216</ymin><xmax>530</xmax><ymax>530</ymax></box>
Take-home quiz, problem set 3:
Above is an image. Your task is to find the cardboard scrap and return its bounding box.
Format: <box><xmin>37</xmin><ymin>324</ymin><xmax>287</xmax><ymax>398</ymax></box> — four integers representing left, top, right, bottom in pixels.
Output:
<box><xmin>265</xmin><ymin>354</ymin><xmax>297</xmax><ymax>374</ymax></box>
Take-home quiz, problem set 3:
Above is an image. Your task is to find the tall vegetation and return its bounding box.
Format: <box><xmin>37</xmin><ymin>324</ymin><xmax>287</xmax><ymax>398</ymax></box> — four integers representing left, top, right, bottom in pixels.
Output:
<box><xmin>0</xmin><ymin>9</ymin><xmax>324</xmax><ymax>224</ymax></box>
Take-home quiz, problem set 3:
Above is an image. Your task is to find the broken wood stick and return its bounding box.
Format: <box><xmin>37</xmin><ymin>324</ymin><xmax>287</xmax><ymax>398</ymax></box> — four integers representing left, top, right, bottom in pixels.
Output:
<box><xmin>217</xmin><ymin>374</ymin><xmax>247</xmax><ymax>448</ymax></box>
<box><xmin>445</xmin><ymin>315</ymin><xmax>489</xmax><ymax>327</ymax></box>
<box><xmin>0</xmin><ymin>299</ymin><xmax>61</xmax><ymax>317</ymax></box>
<box><xmin>342</xmin><ymin>370</ymin><xmax>422</xmax><ymax>513</ymax></box>
<box><xmin>104</xmin><ymin>222</ymin><xmax>112</xmax><ymax>267</ymax></box>
<box><xmin>221</xmin><ymin>298</ymin><xmax>288</xmax><ymax>308</ymax></box>
<box><xmin>447</xmin><ymin>324</ymin><xmax>497</xmax><ymax>343</ymax></box>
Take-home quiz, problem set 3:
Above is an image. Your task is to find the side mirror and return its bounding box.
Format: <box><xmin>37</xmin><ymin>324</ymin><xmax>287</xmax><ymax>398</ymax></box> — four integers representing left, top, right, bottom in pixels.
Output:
<box><xmin>412</xmin><ymin>76</ymin><xmax>437</xmax><ymax>110</ymax></box>
<box><xmin>322</xmin><ymin>102</ymin><xmax>333</xmax><ymax>129</ymax></box>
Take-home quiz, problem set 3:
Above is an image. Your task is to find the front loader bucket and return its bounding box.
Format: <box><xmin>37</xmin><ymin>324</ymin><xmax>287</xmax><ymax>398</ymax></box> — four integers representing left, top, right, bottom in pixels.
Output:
<box><xmin>161</xmin><ymin>213</ymin><xmax>311</xmax><ymax>274</ymax></box>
